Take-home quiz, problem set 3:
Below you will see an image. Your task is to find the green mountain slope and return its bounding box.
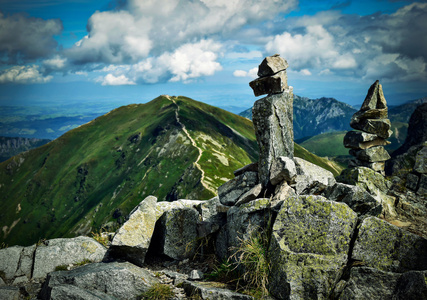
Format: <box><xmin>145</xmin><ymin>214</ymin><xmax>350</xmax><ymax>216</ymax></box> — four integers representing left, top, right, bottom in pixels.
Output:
<box><xmin>0</xmin><ymin>95</ymin><xmax>342</xmax><ymax>246</ymax></box>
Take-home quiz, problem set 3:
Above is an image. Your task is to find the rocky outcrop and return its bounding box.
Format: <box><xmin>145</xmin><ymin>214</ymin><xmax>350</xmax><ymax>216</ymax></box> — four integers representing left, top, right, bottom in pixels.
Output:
<box><xmin>344</xmin><ymin>81</ymin><xmax>392</xmax><ymax>174</ymax></box>
<box><xmin>250</xmin><ymin>55</ymin><xmax>294</xmax><ymax>186</ymax></box>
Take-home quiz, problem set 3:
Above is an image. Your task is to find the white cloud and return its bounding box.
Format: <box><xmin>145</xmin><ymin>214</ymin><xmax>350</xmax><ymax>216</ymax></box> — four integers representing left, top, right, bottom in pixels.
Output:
<box><xmin>0</xmin><ymin>65</ymin><xmax>52</xmax><ymax>84</ymax></box>
<box><xmin>299</xmin><ymin>69</ymin><xmax>312</xmax><ymax>76</ymax></box>
<box><xmin>233</xmin><ymin>67</ymin><xmax>257</xmax><ymax>78</ymax></box>
<box><xmin>43</xmin><ymin>55</ymin><xmax>67</xmax><ymax>70</ymax></box>
<box><xmin>100</xmin><ymin>74</ymin><xmax>136</xmax><ymax>86</ymax></box>
<box><xmin>233</xmin><ymin>70</ymin><xmax>248</xmax><ymax>77</ymax></box>
<box><xmin>0</xmin><ymin>12</ymin><xmax>62</xmax><ymax>63</ymax></box>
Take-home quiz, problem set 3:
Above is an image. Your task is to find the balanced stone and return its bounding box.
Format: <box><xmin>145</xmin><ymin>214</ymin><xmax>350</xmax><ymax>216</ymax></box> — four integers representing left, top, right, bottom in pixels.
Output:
<box><xmin>344</xmin><ymin>131</ymin><xmax>390</xmax><ymax>149</ymax></box>
<box><xmin>360</xmin><ymin>80</ymin><xmax>387</xmax><ymax>111</ymax></box>
<box><xmin>249</xmin><ymin>71</ymin><xmax>288</xmax><ymax>96</ymax></box>
<box><xmin>348</xmin><ymin>159</ymin><xmax>385</xmax><ymax>172</ymax></box>
<box><xmin>257</xmin><ymin>54</ymin><xmax>289</xmax><ymax>77</ymax></box>
<box><xmin>351</xmin><ymin>108</ymin><xmax>388</xmax><ymax>124</ymax></box>
<box><xmin>350</xmin><ymin>118</ymin><xmax>392</xmax><ymax>138</ymax></box>
<box><xmin>252</xmin><ymin>90</ymin><xmax>294</xmax><ymax>186</ymax></box>
<box><xmin>349</xmin><ymin>146</ymin><xmax>391</xmax><ymax>162</ymax></box>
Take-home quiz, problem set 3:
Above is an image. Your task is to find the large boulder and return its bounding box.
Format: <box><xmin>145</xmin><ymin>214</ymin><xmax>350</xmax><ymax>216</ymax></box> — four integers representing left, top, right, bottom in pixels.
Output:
<box><xmin>269</xmin><ymin>195</ymin><xmax>358</xmax><ymax>299</ymax></box>
<box><xmin>218</xmin><ymin>171</ymin><xmax>258</xmax><ymax>206</ymax></box>
<box><xmin>0</xmin><ymin>246</ymin><xmax>23</xmax><ymax>282</ymax></box>
<box><xmin>293</xmin><ymin>157</ymin><xmax>335</xmax><ymax>194</ymax></box>
<box><xmin>33</xmin><ymin>236</ymin><xmax>107</xmax><ymax>280</ymax></box>
<box><xmin>109</xmin><ymin>195</ymin><xmax>158</xmax><ymax>266</ymax></box>
<box><xmin>252</xmin><ymin>90</ymin><xmax>294</xmax><ymax>186</ymax></box>
<box><xmin>339</xmin><ymin>267</ymin><xmax>427</xmax><ymax>300</ymax></box>
<box><xmin>352</xmin><ymin>217</ymin><xmax>427</xmax><ymax>273</ymax></box>
<box><xmin>182</xmin><ymin>281</ymin><xmax>253</xmax><ymax>300</ymax></box>
<box><xmin>40</xmin><ymin>262</ymin><xmax>159</xmax><ymax>300</ymax></box>
<box><xmin>257</xmin><ymin>55</ymin><xmax>289</xmax><ymax>77</ymax></box>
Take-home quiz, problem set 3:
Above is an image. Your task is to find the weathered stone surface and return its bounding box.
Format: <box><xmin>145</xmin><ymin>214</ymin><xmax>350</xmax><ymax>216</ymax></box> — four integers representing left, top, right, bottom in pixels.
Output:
<box><xmin>360</xmin><ymin>80</ymin><xmax>387</xmax><ymax>111</ymax></box>
<box><xmin>269</xmin><ymin>195</ymin><xmax>357</xmax><ymax>299</ymax></box>
<box><xmin>344</xmin><ymin>131</ymin><xmax>389</xmax><ymax>150</ymax></box>
<box><xmin>350</xmin><ymin>118</ymin><xmax>392</xmax><ymax>138</ymax></box>
<box><xmin>406</xmin><ymin>173</ymin><xmax>419</xmax><ymax>191</ymax></box>
<box><xmin>227</xmin><ymin>198</ymin><xmax>272</xmax><ymax>255</ymax></box>
<box><xmin>48</xmin><ymin>284</ymin><xmax>117</xmax><ymax>300</ymax></box>
<box><xmin>352</xmin><ymin>217</ymin><xmax>427</xmax><ymax>273</ymax></box>
<box><xmin>293</xmin><ymin>157</ymin><xmax>336</xmax><ymax>194</ymax></box>
<box><xmin>218</xmin><ymin>171</ymin><xmax>258</xmax><ymax>206</ymax></box>
<box><xmin>0</xmin><ymin>286</ymin><xmax>20</xmax><ymax>300</ymax></box>
<box><xmin>14</xmin><ymin>245</ymin><xmax>36</xmax><ymax>279</ymax></box>
<box><xmin>325</xmin><ymin>183</ymin><xmax>382</xmax><ymax>216</ymax></box>
<box><xmin>348</xmin><ymin>159</ymin><xmax>385</xmax><ymax>172</ymax></box>
<box><xmin>272</xmin><ymin>181</ymin><xmax>296</xmax><ymax>202</ymax></box>
<box><xmin>414</xmin><ymin>145</ymin><xmax>427</xmax><ymax>174</ymax></box>
<box><xmin>33</xmin><ymin>236</ymin><xmax>107</xmax><ymax>280</ymax></box>
<box><xmin>233</xmin><ymin>162</ymin><xmax>258</xmax><ymax>177</ymax></box>
<box><xmin>157</xmin><ymin>207</ymin><xmax>199</xmax><ymax>260</ymax></box>
<box><xmin>40</xmin><ymin>262</ymin><xmax>159</xmax><ymax>300</ymax></box>
<box><xmin>269</xmin><ymin>156</ymin><xmax>297</xmax><ymax>185</ymax></box>
<box><xmin>235</xmin><ymin>183</ymin><xmax>263</xmax><ymax>206</ymax></box>
<box><xmin>182</xmin><ymin>280</ymin><xmax>253</xmax><ymax>300</ymax></box>
<box><xmin>349</xmin><ymin>146</ymin><xmax>391</xmax><ymax>162</ymax></box>
<box><xmin>0</xmin><ymin>246</ymin><xmax>22</xmax><ymax>281</ymax></box>
<box><xmin>110</xmin><ymin>195</ymin><xmax>158</xmax><ymax>266</ymax></box>
<box><xmin>337</xmin><ymin>167</ymin><xmax>396</xmax><ymax>218</ymax></box>
<box><xmin>351</xmin><ymin>108</ymin><xmax>388</xmax><ymax>124</ymax></box>
<box><xmin>156</xmin><ymin>199</ymin><xmax>203</xmax><ymax>217</ymax></box>
<box><xmin>195</xmin><ymin>196</ymin><xmax>227</xmax><ymax>224</ymax></box>
<box><xmin>249</xmin><ymin>71</ymin><xmax>288</xmax><ymax>96</ymax></box>
<box><xmin>339</xmin><ymin>267</ymin><xmax>427</xmax><ymax>300</ymax></box>
<box><xmin>418</xmin><ymin>174</ymin><xmax>427</xmax><ymax>196</ymax></box>
<box><xmin>252</xmin><ymin>90</ymin><xmax>293</xmax><ymax>186</ymax></box>
<box><xmin>257</xmin><ymin>54</ymin><xmax>289</xmax><ymax>77</ymax></box>
<box><xmin>189</xmin><ymin>270</ymin><xmax>204</xmax><ymax>281</ymax></box>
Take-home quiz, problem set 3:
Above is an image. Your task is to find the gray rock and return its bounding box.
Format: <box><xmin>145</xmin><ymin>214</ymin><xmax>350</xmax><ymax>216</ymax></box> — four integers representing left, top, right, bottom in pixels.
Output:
<box><xmin>0</xmin><ymin>246</ymin><xmax>22</xmax><ymax>281</ymax></box>
<box><xmin>0</xmin><ymin>277</ymin><xmax>4</xmax><ymax>286</ymax></box>
<box><xmin>157</xmin><ymin>207</ymin><xmax>199</xmax><ymax>260</ymax></box>
<box><xmin>12</xmin><ymin>275</ymin><xmax>29</xmax><ymax>285</ymax></box>
<box><xmin>235</xmin><ymin>183</ymin><xmax>263</xmax><ymax>206</ymax></box>
<box><xmin>272</xmin><ymin>181</ymin><xmax>296</xmax><ymax>202</ymax></box>
<box><xmin>351</xmin><ymin>108</ymin><xmax>388</xmax><ymax>124</ymax></box>
<box><xmin>233</xmin><ymin>162</ymin><xmax>258</xmax><ymax>177</ymax></box>
<box><xmin>325</xmin><ymin>183</ymin><xmax>382</xmax><ymax>216</ymax></box>
<box><xmin>344</xmin><ymin>131</ymin><xmax>389</xmax><ymax>150</ymax></box>
<box><xmin>110</xmin><ymin>195</ymin><xmax>158</xmax><ymax>266</ymax></box>
<box><xmin>339</xmin><ymin>267</ymin><xmax>427</xmax><ymax>300</ymax></box>
<box><xmin>48</xmin><ymin>284</ymin><xmax>117</xmax><ymax>300</ymax></box>
<box><xmin>182</xmin><ymin>280</ymin><xmax>253</xmax><ymax>300</ymax></box>
<box><xmin>350</xmin><ymin>118</ymin><xmax>392</xmax><ymax>139</ymax></box>
<box><xmin>406</xmin><ymin>173</ymin><xmax>419</xmax><ymax>191</ymax></box>
<box><xmin>195</xmin><ymin>196</ymin><xmax>227</xmax><ymax>225</ymax></box>
<box><xmin>269</xmin><ymin>195</ymin><xmax>358</xmax><ymax>300</ymax></box>
<box><xmin>252</xmin><ymin>90</ymin><xmax>293</xmax><ymax>186</ymax></box>
<box><xmin>215</xmin><ymin>226</ymin><xmax>229</xmax><ymax>262</ymax></box>
<box><xmin>348</xmin><ymin>159</ymin><xmax>385</xmax><ymax>172</ymax></box>
<box><xmin>293</xmin><ymin>157</ymin><xmax>336</xmax><ymax>194</ymax></box>
<box><xmin>349</xmin><ymin>146</ymin><xmax>391</xmax><ymax>162</ymax></box>
<box><xmin>414</xmin><ymin>145</ymin><xmax>427</xmax><ymax>174</ymax></box>
<box><xmin>352</xmin><ymin>216</ymin><xmax>427</xmax><ymax>273</ymax></box>
<box><xmin>33</xmin><ymin>236</ymin><xmax>107</xmax><ymax>280</ymax></box>
<box><xmin>269</xmin><ymin>156</ymin><xmax>297</xmax><ymax>185</ymax></box>
<box><xmin>0</xmin><ymin>286</ymin><xmax>20</xmax><ymax>300</ymax></box>
<box><xmin>257</xmin><ymin>54</ymin><xmax>289</xmax><ymax>77</ymax></box>
<box><xmin>189</xmin><ymin>270</ymin><xmax>204</xmax><ymax>281</ymax></box>
<box><xmin>418</xmin><ymin>174</ymin><xmax>427</xmax><ymax>196</ymax></box>
<box><xmin>249</xmin><ymin>71</ymin><xmax>288</xmax><ymax>96</ymax></box>
<box><xmin>14</xmin><ymin>245</ymin><xmax>36</xmax><ymax>279</ymax></box>
<box><xmin>40</xmin><ymin>262</ymin><xmax>159</xmax><ymax>300</ymax></box>
<box><xmin>218</xmin><ymin>171</ymin><xmax>258</xmax><ymax>206</ymax></box>
<box><xmin>227</xmin><ymin>198</ymin><xmax>273</xmax><ymax>255</ymax></box>
<box><xmin>360</xmin><ymin>80</ymin><xmax>388</xmax><ymax>111</ymax></box>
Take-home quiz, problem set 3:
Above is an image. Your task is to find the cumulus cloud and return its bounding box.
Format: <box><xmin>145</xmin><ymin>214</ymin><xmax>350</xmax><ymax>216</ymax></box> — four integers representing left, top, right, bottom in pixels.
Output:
<box><xmin>0</xmin><ymin>65</ymin><xmax>52</xmax><ymax>84</ymax></box>
<box><xmin>0</xmin><ymin>12</ymin><xmax>62</xmax><ymax>63</ymax></box>
<box><xmin>43</xmin><ymin>55</ymin><xmax>67</xmax><ymax>70</ymax></box>
<box><xmin>100</xmin><ymin>74</ymin><xmax>136</xmax><ymax>86</ymax></box>
<box><xmin>233</xmin><ymin>67</ymin><xmax>258</xmax><ymax>78</ymax></box>
<box><xmin>265</xmin><ymin>2</ymin><xmax>427</xmax><ymax>82</ymax></box>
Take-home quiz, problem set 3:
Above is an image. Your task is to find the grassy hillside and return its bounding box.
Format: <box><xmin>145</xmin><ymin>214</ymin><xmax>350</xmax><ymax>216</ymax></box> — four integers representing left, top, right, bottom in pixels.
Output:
<box><xmin>0</xmin><ymin>95</ymin><xmax>343</xmax><ymax>246</ymax></box>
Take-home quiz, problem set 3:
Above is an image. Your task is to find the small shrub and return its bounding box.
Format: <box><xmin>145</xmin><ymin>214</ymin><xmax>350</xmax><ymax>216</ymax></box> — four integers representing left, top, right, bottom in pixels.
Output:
<box><xmin>139</xmin><ymin>283</ymin><xmax>174</xmax><ymax>300</ymax></box>
<box><xmin>205</xmin><ymin>260</ymin><xmax>238</xmax><ymax>284</ymax></box>
<box><xmin>55</xmin><ymin>265</ymin><xmax>68</xmax><ymax>271</ymax></box>
<box><xmin>91</xmin><ymin>228</ymin><xmax>109</xmax><ymax>247</ymax></box>
<box><xmin>75</xmin><ymin>258</ymin><xmax>92</xmax><ymax>266</ymax></box>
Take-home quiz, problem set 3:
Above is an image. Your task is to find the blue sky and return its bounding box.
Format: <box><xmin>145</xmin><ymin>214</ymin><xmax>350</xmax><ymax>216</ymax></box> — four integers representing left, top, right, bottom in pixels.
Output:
<box><xmin>0</xmin><ymin>0</ymin><xmax>426</xmax><ymax>111</ymax></box>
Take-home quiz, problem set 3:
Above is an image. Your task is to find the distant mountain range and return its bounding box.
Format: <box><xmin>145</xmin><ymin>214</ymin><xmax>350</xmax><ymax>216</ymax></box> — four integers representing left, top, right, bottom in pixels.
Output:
<box><xmin>0</xmin><ymin>95</ymin><xmax>342</xmax><ymax>247</ymax></box>
<box><xmin>0</xmin><ymin>137</ymin><xmax>50</xmax><ymax>162</ymax></box>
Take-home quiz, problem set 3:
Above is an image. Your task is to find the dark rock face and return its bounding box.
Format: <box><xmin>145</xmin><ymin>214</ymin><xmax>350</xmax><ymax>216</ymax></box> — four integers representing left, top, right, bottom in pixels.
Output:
<box><xmin>344</xmin><ymin>81</ymin><xmax>392</xmax><ymax>173</ymax></box>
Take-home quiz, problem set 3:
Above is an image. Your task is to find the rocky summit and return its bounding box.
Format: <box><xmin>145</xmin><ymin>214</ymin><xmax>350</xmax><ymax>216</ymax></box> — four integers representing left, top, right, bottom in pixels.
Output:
<box><xmin>344</xmin><ymin>80</ymin><xmax>392</xmax><ymax>174</ymax></box>
<box><xmin>1</xmin><ymin>57</ymin><xmax>426</xmax><ymax>300</ymax></box>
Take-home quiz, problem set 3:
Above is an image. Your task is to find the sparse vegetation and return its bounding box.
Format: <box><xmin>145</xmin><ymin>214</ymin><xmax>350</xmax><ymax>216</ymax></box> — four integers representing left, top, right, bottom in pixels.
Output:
<box><xmin>55</xmin><ymin>265</ymin><xmax>68</xmax><ymax>271</ymax></box>
<box><xmin>91</xmin><ymin>228</ymin><xmax>109</xmax><ymax>247</ymax></box>
<box><xmin>139</xmin><ymin>283</ymin><xmax>175</xmax><ymax>300</ymax></box>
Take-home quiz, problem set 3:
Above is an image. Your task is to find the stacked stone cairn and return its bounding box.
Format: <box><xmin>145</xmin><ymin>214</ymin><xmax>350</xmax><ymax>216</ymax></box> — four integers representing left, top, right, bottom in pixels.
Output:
<box><xmin>249</xmin><ymin>54</ymin><xmax>294</xmax><ymax>187</ymax></box>
<box><xmin>344</xmin><ymin>80</ymin><xmax>392</xmax><ymax>174</ymax></box>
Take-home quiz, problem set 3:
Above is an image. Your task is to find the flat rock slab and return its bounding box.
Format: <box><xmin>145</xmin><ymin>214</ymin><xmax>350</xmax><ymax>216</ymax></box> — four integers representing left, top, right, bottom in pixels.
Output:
<box><xmin>0</xmin><ymin>246</ymin><xmax>23</xmax><ymax>281</ymax></box>
<box><xmin>218</xmin><ymin>171</ymin><xmax>258</xmax><ymax>206</ymax></box>
<box><xmin>182</xmin><ymin>280</ymin><xmax>253</xmax><ymax>299</ymax></box>
<box><xmin>349</xmin><ymin>146</ymin><xmax>391</xmax><ymax>162</ymax></box>
<box><xmin>344</xmin><ymin>131</ymin><xmax>389</xmax><ymax>150</ymax></box>
<box><xmin>252</xmin><ymin>91</ymin><xmax>294</xmax><ymax>186</ymax></box>
<box><xmin>33</xmin><ymin>236</ymin><xmax>107</xmax><ymax>280</ymax></box>
<box><xmin>350</xmin><ymin>118</ymin><xmax>392</xmax><ymax>138</ymax></box>
<box><xmin>339</xmin><ymin>267</ymin><xmax>427</xmax><ymax>300</ymax></box>
<box><xmin>40</xmin><ymin>262</ymin><xmax>159</xmax><ymax>300</ymax></box>
<box><xmin>249</xmin><ymin>71</ymin><xmax>288</xmax><ymax>96</ymax></box>
<box><xmin>352</xmin><ymin>217</ymin><xmax>427</xmax><ymax>273</ymax></box>
<box><xmin>269</xmin><ymin>195</ymin><xmax>357</xmax><ymax>300</ymax></box>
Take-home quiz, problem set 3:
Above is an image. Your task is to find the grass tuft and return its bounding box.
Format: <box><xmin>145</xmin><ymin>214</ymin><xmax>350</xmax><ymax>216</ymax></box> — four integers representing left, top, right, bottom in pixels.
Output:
<box><xmin>139</xmin><ymin>283</ymin><xmax>175</xmax><ymax>300</ymax></box>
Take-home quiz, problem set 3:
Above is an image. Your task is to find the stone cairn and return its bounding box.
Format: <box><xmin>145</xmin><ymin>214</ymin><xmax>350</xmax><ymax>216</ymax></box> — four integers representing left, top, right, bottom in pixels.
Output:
<box><xmin>344</xmin><ymin>80</ymin><xmax>392</xmax><ymax>174</ymax></box>
<box><xmin>249</xmin><ymin>54</ymin><xmax>294</xmax><ymax>187</ymax></box>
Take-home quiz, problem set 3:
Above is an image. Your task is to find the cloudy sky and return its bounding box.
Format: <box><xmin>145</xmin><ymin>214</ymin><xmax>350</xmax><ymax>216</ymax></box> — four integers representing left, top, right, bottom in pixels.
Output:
<box><xmin>0</xmin><ymin>0</ymin><xmax>426</xmax><ymax>110</ymax></box>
